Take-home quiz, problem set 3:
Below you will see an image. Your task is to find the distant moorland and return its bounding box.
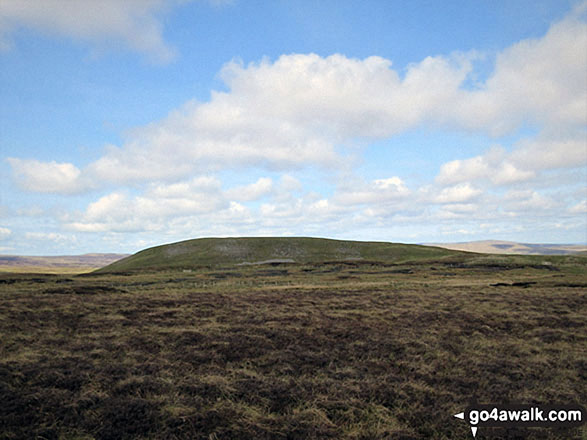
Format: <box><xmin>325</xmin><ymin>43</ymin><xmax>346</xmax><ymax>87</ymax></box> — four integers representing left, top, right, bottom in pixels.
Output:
<box><xmin>0</xmin><ymin>253</ymin><xmax>128</xmax><ymax>274</ymax></box>
<box><xmin>428</xmin><ymin>240</ymin><xmax>587</xmax><ymax>255</ymax></box>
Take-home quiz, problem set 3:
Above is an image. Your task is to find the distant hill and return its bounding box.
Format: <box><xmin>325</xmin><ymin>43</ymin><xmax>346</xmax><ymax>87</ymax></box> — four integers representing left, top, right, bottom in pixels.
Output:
<box><xmin>0</xmin><ymin>253</ymin><xmax>129</xmax><ymax>274</ymax></box>
<box><xmin>96</xmin><ymin>237</ymin><xmax>458</xmax><ymax>273</ymax></box>
<box><xmin>427</xmin><ymin>240</ymin><xmax>587</xmax><ymax>255</ymax></box>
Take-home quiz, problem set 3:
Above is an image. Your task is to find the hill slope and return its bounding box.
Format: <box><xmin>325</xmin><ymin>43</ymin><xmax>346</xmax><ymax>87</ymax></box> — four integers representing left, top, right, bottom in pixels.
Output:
<box><xmin>96</xmin><ymin>237</ymin><xmax>458</xmax><ymax>273</ymax></box>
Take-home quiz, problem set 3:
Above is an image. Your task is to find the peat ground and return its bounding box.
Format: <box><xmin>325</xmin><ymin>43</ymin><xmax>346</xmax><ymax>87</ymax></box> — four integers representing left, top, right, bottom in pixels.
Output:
<box><xmin>0</xmin><ymin>258</ymin><xmax>585</xmax><ymax>439</ymax></box>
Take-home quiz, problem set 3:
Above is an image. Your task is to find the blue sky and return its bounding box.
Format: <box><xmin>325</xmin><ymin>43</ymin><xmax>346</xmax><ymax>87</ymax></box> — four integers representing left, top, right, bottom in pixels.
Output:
<box><xmin>1</xmin><ymin>0</ymin><xmax>586</xmax><ymax>255</ymax></box>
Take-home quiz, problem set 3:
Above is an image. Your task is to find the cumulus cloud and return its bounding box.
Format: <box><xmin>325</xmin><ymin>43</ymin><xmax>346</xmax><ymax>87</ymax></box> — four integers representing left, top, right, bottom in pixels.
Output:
<box><xmin>0</xmin><ymin>227</ymin><xmax>12</xmax><ymax>240</ymax></box>
<box><xmin>259</xmin><ymin>195</ymin><xmax>348</xmax><ymax>228</ymax></box>
<box><xmin>334</xmin><ymin>176</ymin><xmax>410</xmax><ymax>206</ymax></box>
<box><xmin>436</xmin><ymin>146</ymin><xmax>536</xmax><ymax>186</ymax></box>
<box><xmin>9</xmin><ymin>3</ymin><xmax>587</xmax><ymax>193</ymax></box>
<box><xmin>69</xmin><ymin>177</ymin><xmax>228</xmax><ymax>232</ymax></box>
<box><xmin>218</xmin><ymin>53</ymin><xmax>472</xmax><ymax>139</ymax></box>
<box><xmin>226</xmin><ymin>177</ymin><xmax>273</xmax><ymax>201</ymax></box>
<box><xmin>14</xmin><ymin>2</ymin><xmax>587</xmax><ymax>194</ymax></box>
<box><xmin>436</xmin><ymin>132</ymin><xmax>586</xmax><ymax>188</ymax></box>
<box><xmin>7</xmin><ymin>51</ymin><xmax>478</xmax><ymax>190</ymax></box>
<box><xmin>68</xmin><ymin>176</ymin><xmax>280</xmax><ymax>233</ymax></box>
<box><xmin>67</xmin><ymin>173</ymin><xmax>350</xmax><ymax>234</ymax></box>
<box><xmin>89</xmin><ymin>53</ymin><xmax>462</xmax><ymax>182</ymax></box>
<box><xmin>569</xmin><ymin>200</ymin><xmax>587</xmax><ymax>214</ymax></box>
<box><xmin>147</xmin><ymin>176</ymin><xmax>222</xmax><ymax>199</ymax></box>
<box><xmin>7</xmin><ymin>158</ymin><xmax>88</xmax><ymax>194</ymax></box>
<box><xmin>278</xmin><ymin>175</ymin><xmax>303</xmax><ymax>193</ymax></box>
<box><xmin>503</xmin><ymin>190</ymin><xmax>558</xmax><ymax>213</ymax></box>
<box><xmin>433</xmin><ymin>183</ymin><xmax>482</xmax><ymax>204</ymax></box>
<box><xmin>62</xmin><ymin>168</ymin><xmax>586</xmax><ymax>241</ymax></box>
<box><xmin>24</xmin><ymin>231</ymin><xmax>77</xmax><ymax>244</ymax></box>
<box><xmin>84</xmin><ymin>93</ymin><xmax>342</xmax><ymax>185</ymax></box>
<box><xmin>433</xmin><ymin>3</ymin><xmax>586</xmax><ymax>200</ymax></box>
<box><xmin>5</xmin><ymin>3</ymin><xmax>586</xmax><ymax>245</ymax></box>
<box><xmin>448</xmin><ymin>5</ymin><xmax>587</xmax><ymax>134</ymax></box>
<box><xmin>509</xmin><ymin>135</ymin><xmax>587</xmax><ymax>171</ymax></box>
<box><xmin>0</xmin><ymin>0</ymin><xmax>189</xmax><ymax>62</ymax></box>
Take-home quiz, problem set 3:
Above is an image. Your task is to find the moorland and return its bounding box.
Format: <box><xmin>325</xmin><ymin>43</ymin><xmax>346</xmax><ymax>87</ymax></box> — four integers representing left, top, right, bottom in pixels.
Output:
<box><xmin>0</xmin><ymin>237</ymin><xmax>585</xmax><ymax>439</ymax></box>
<box><xmin>0</xmin><ymin>253</ymin><xmax>129</xmax><ymax>274</ymax></box>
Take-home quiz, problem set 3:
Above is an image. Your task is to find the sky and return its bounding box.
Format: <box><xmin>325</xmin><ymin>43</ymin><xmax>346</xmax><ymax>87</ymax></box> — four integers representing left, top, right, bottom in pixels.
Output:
<box><xmin>0</xmin><ymin>0</ymin><xmax>586</xmax><ymax>255</ymax></box>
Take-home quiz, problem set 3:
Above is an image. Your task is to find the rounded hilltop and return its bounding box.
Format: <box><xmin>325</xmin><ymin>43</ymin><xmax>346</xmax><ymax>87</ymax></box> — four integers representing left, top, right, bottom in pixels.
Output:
<box><xmin>95</xmin><ymin>237</ymin><xmax>457</xmax><ymax>273</ymax></box>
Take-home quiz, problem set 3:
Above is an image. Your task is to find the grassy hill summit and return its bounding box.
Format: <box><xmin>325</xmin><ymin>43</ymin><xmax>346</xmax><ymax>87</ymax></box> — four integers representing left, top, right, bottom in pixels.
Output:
<box><xmin>96</xmin><ymin>237</ymin><xmax>458</xmax><ymax>273</ymax></box>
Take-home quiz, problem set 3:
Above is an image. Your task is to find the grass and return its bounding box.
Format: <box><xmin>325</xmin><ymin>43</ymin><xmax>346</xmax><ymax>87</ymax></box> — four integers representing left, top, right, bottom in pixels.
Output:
<box><xmin>96</xmin><ymin>237</ymin><xmax>458</xmax><ymax>273</ymax></box>
<box><xmin>0</xmin><ymin>255</ymin><xmax>585</xmax><ymax>439</ymax></box>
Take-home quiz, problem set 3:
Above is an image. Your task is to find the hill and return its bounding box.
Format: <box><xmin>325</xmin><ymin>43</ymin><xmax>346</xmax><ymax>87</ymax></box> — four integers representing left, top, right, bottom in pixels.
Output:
<box><xmin>0</xmin><ymin>253</ymin><xmax>129</xmax><ymax>274</ymax></box>
<box><xmin>427</xmin><ymin>240</ymin><xmax>587</xmax><ymax>255</ymax></box>
<box><xmin>96</xmin><ymin>237</ymin><xmax>458</xmax><ymax>273</ymax></box>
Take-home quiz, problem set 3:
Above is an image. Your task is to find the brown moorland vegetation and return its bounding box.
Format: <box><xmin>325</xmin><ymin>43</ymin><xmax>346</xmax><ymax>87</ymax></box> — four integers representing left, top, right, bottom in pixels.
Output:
<box><xmin>0</xmin><ymin>254</ymin><xmax>129</xmax><ymax>274</ymax></box>
<box><xmin>0</xmin><ymin>255</ymin><xmax>585</xmax><ymax>439</ymax></box>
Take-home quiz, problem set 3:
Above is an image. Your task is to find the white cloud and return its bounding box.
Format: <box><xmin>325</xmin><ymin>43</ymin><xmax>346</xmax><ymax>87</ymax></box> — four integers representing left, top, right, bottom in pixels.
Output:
<box><xmin>436</xmin><ymin>155</ymin><xmax>490</xmax><ymax>185</ymax></box>
<box><xmin>448</xmin><ymin>5</ymin><xmax>587</xmax><ymax>134</ymax></box>
<box><xmin>69</xmin><ymin>177</ymin><xmax>228</xmax><ymax>233</ymax></box>
<box><xmin>226</xmin><ymin>177</ymin><xmax>273</xmax><ymax>201</ymax></box>
<box><xmin>68</xmin><ymin>176</ymin><xmax>280</xmax><ymax>233</ymax></box>
<box><xmin>569</xmin><ymin>200</ymin><xmax>587</xmax><ymax>214</ymax></box>
<box><xmin>503</xmin><ymin>190</ymin><xmax>558</xmax><ymax>213</ymax></box>
<box><xmin>491</xmin><ymin>161</ymin><xmax>537</xmax><ymax>186</ymax></box>
<box><xmin>434</xmin><ymin>203</ymin><xmax>481</xmax><ymax>220</ymax></box>
<box><xmin>84</xmin><ymin>93</ymin><xmax>343</xmax><ymax>185</ymax></box>
<box><xmin>8</xmin><ymin>51</ymin><xmax>477</xmax><ymax>191</ymax></box>
<box><xmin>510</xmin><ymin>135</ymin><xmax>587</xmax><ymax>171</ymax></box>
<box><xmin>0</xmin><ymin>0</ymin><xmax>188</xmax><ymax>62</ymax></box>
<box><xmin>0</xmin><ymin>0</ymin><xmax>234</xmax><ymax>58</ymax></box>
<box><xmin>433</xmin><ymin>183</ymin><xmax>482</xmax><ymax>204</ymax></box>
<box><xmin>67</xmin><ymin>174</ymin><xmax>351</xmax><ymax>235</ymax></box>
<box><xmin>10</xmin><ymin>4</ymin><xmax>586</xmax><ymax>193</ymax></box>
<box><xmin>374</xmin><ymin>177</ymin><xmax>406</xmax><ymax>190</ymax></box>
<box><xmin>278</xmin><ymin>175</ymin><xmax>303</xmax><ymax>193</ymax></box>
<box><xmin>147</xmin><ymin>176</ymin><xmax>222</xmax><ymax>199</ymax></box>
<box><xmin>436</xmin><ymin>131</ymin><xmax>586</xmax><ymax>187</ymax></box>
<box><xmin>441</xmin><ymin>203</ymin><xmax>478</xmax><ymax>213</ymax></box>
<box><xmin>0</xmin><ymin>227</ymin><xmax>12</xmax><ymax>240</ymax></box>
<box><xmin>218</xmin><ymin>52</ymin><xmax>472</xmax><ymax>139</ymax></box>
<box><xmin>5</xmin><ymin>3</ymin><xmax>586</xmax><ymax>246</ymax></box>
<box><xmin>24</xmin><ymin>231</ymin><xmax>76</xmax><ymax>243</ymax></box>
<box><xmin>258</xmin><ymin>194</ymin><xmax>351</xmax><ymax>230</ymax></box>
<box><xmin>16</xmin><ymin>206</ymin><xmax>45</xmax><ymax>217</ymax></box>
<box><xmin>60</xmin><ymin>168</ymin><xmax>585</xmax><ymax>243</ymax></box>
<box><xmin>436</xmin><ymin>146</ymin><xmax>536</xmax><ymax>186</ymax></box>
<box><xmin>335</xmin><ymin>176</ymin><xmax>410</xmax><ymax>206</ymax></box>
<box><xmin>7</xmin><ymin>158</ymin><xmax>87</xmax><ymax>194</ymax></box>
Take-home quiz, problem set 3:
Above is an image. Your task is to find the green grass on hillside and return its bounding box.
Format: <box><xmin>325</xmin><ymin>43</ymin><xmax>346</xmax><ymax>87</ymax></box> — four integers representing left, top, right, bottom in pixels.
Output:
<box><xmin>96</xmin><ymin>237</ymin><xmax>459</xmax><ymax>273</ymax></box>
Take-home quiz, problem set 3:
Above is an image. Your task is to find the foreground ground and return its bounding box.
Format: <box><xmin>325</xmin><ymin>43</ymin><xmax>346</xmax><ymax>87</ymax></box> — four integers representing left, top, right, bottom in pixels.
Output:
<box><xmin>0</xmin><ymin>254</ymin><xmax>585</xmax><ymax>439</ymax></box>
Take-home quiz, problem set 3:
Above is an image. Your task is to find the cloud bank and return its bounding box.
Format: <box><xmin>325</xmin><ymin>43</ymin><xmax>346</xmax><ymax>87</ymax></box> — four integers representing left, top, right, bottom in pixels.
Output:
<box><xmin>0</xmin><ymin>0</ymin><xmax>210</xmax><ymax>61</ymax></box>
<box><xmin>10</xmin><ymin>2</ymin><xmax>586</xmax><ymax>193</ymax></box>
<box><xmin>4</xmin><ymin>2</ymin><xmax>586</xmax><ymax>246</ymax></box>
